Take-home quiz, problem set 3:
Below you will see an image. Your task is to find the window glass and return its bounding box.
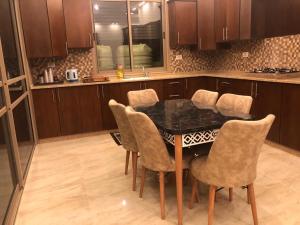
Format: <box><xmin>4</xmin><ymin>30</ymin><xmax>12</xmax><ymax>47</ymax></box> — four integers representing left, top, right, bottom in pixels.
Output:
<box><xmin>9</xmin><ymin>80</ymin><xmax>27</xmax><ymax>103</ymax></box>
<box><xmin>0</xmin><ymin>114</ymin><xmax>17</xmax><ymax>224</ymax></box>
<box><xmin>93</xmin><ymin>1</ymin><xmax>131</xmax><ymax>71</ymax></box>
<box><xmin>12</xmin><ymin>97</ymin><xmax>34</xmax><ymax>176</ymax></box>
<box><xmin>130</xmin><ymin>2</ymin><xmax>164</xmax><ymax>68</ymax></box>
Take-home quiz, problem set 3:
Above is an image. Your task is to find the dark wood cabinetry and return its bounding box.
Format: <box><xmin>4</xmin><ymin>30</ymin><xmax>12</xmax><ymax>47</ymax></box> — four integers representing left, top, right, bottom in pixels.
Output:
<box><xmin>63</xmin><ymin>0</ymin><xmax>93</xmax><ymax>48</ymax></box>
<box><xmin>197</xmin><ymin>0</ymin><xmax>216</xmax><ymax>50</ymax></box>
<box><xmin>215</xmin><ymin>0</ymin><xmax>240</xmax><ymax>42</ymax></box>
<box><xmin>164</xmin><ymin>79</ymin><xmax>185</xmax><ymax>99</ymax></box>
<box><xmin>280</xmin><ymin>84</ymin><xmax>300</xmax><ymax>150</ymax></box>
<box><xmin>252</xmin><ymin>82</ymin><xmax>282</xmax><ymax>143</ymax></box>
<box><xmin>168</xmin><ymin>0</ymin><xmax>197</xmax><ymax>48</ymax></box>
<box><xmin>19</xmin><ymin>0</ymin><xmax>67</xmax><ymax>58</ymax></box>
<box><xmin>32</xmin><ymin>89</ymin><xmax>61</xmax><ymax>139</ymax></box>
<box><xmin>216</xmin><ymin>78</ymin><xmax>253</xmax><ymax>96</ymax></box>
<box><xmin>184</xmin><ymin>77</ymin><xmax>204</xmax><ymax>98</ymax></box>
<box><xmin>144</xmin><ymin>80</ymin><xmax>164</xmax><ymax>100</ymax></box>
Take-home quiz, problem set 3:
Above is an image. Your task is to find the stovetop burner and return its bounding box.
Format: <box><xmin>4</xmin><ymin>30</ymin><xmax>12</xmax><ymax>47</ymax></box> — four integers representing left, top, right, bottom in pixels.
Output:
<box><xmin>251</xmin><ymin>68</ymin><xmax>300</xmax><ymax>74</ymax></box>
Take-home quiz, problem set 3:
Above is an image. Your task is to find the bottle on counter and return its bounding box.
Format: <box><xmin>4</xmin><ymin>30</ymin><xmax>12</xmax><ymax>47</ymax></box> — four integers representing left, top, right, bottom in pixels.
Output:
<box><xmin>44</xmin><ymin>69</ymin><xmax>49</xmax><ymax>83</ymax></box>
<box><xmin>116</xmin><ymin>64</ymin><xmax>124</xmax><ymax>79</ymax></box>
<box><xmin>48</xmin><ymin>68</ymin><xmax>54</xmax><ymax>83</ymax></box>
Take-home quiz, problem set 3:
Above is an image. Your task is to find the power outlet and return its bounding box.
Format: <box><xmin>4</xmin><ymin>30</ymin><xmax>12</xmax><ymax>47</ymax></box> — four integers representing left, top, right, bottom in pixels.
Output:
<box><xmin>175</xmin><ymin>55</ymin><xmax>183</xmax><ymax>60</ymax></box>
<box><xmin>242</xmin><ymin>52</ymin><xmax>250</xmax><ymax>58</ymax></box>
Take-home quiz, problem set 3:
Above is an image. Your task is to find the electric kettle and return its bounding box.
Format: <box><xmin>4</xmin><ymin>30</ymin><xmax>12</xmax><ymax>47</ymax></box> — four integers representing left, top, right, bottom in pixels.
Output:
<box><xmin>65</xmin><ymin>69</ymin><xmax>79</xmax><ymax>82</ymax></box>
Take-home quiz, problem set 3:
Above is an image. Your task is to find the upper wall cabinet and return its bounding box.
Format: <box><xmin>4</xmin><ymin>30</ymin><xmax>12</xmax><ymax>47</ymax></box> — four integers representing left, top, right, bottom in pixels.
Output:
<box><xmin>168</xmin><ymin>0</ymin><xmax>197</xmax><ymax>48</ymax></box>
<box><xmin>215</xmin><ymin>0</ymin><xmax>240</xmax><ymax>43</ymax></box>
<box><xmin>197</xmin><ymin>0</ymin><xmax>216</xmax><ymax>50</ymax></box>
<box><xmin>19</xmin><ymin>0</ymin><xmax>67</xmax><ymax>58</ymax></box>
<box><xmin>241</xmin><ymin>0</ymin><xmax>300</xmax><ymax>40</ymax></box>
<box><xmin>63</xmin><ymin>0</ymin><xmax>93</xmax><ymax>49</ymax></box>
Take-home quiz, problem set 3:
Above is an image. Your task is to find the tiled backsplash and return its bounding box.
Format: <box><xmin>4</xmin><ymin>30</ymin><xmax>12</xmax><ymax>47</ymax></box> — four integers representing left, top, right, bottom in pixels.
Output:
<box><xmin>30</xmin><ymin>34</ymin><xmax>300</xmax><ymax>83</ymax></box>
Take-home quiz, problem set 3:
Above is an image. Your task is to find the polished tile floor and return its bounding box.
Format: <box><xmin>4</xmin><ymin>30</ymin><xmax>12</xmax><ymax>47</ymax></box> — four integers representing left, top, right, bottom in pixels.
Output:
<box><xmin>15</xmin><ymin>132</ymin><xmax>300</xmax><ymax>225</ymax></box>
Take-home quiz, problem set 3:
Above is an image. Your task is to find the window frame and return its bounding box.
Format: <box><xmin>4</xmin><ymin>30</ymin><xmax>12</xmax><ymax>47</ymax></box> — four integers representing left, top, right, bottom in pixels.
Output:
<box><xmin>92</xmin><ymin>0</ymin><xmax>168</xmax><ymax>75</ymax></box>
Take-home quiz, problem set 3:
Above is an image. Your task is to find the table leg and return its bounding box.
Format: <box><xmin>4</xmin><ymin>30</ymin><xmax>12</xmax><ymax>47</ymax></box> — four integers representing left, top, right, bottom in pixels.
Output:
<box><xmin>175</xmin><ymin>135</ymin><xmax>183</xmax><ymax>225</ymax></box>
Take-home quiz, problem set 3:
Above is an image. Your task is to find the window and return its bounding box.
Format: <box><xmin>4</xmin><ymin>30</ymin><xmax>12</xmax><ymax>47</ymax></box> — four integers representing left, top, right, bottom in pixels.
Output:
<box><xmin>92</xmin><ymin>0</ymin><xmax>165</xmax><ymax>72</ymax></box>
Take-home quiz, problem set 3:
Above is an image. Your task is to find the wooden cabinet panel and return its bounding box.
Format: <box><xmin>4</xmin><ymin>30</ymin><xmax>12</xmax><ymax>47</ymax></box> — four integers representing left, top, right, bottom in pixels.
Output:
<box><xmin>144</xmin><ymin>80</ymin><xmax>164</xmax><ymax>100</ymax></box>
<box><xmin>216</xmin><ymin>78</ymin><xmax>253</xmax><ymax>97</ymax></box>
<box><xmin>164</xmin><ymin>79</ymin><xmax>185</xmax><ymax>100</ymax></box>
<box><xmin>32</xmin><ymin>89</ymin><xmax>61</xmax><ymax>138</ymax></box>
<box><xmin>280</xmin><ymin>84</ymin><xmax>300</xmax><ymax>151</ymax></box>
<box><xmin>214</xmin><ymin>0</ymin><xmax>226</xmax><ymax>43</ymax></box>
<box><xmin>119</xmin><ymin>82</ymin><xmax>142</xmax><ymax>105</ymax></box>
<box><xmin>47</xmin><ymin>0</ymin><xmax>67</xmax><ymax>57</ymax></box>
<box><xmin>197</xmin><ymin>0</ymin><xmax>216</xmax><ymax>50</ymax></box>
<box><xmin>253</xmin><ymin>82</ymin><xmax>282</xmax><ymax>143</ymax></box>
<box><xmin>184</xmin><ymin>77</ymin><xmax>203</xmax><ymax>99</ymax></box>
<box><xmin>168</xmin><ymin>0</ymin><xmax>197</xmax><ymax>48</ymax></box>
<box><xmin>100</xmin><ymin>84</ymin><xmax>121</xmax><ymax>130</ymax></box>
<box><xmin>63</xmin><ymin>0</ymin><xmax>93</xmax><ymax>48</ymax></box>
<box><xmin>19</xmin><ymin>0</ymin><xmax>52</xmax><ymax>58</ymax></box>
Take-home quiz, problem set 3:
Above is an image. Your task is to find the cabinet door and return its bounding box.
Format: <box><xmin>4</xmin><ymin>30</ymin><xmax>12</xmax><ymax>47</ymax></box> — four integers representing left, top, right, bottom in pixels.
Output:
<box><xmin>144</xmin><ymin>80</ymin><xmax>164</xmax><ymax>101</ymax></box>
<box><xmin>197</xmin><ymin>0</ymin><xmax>216</xmax><ymax>50</ymax></box>
<box><xmin>63</xmin><ymin>0</ymin><xmax>93</xmax><ymax>48</ymax></box>
<box><xmin>214</xmin><ymin>0</ymin><xmax>226</xmax><ymax>43</ymax></box>
<box><xmin>169</xmin><ymin>0</ymin><xmax>197</xmax><ymax>48</ymax></box>
<box><xmin>79</xmin><ymin>86</ymin><xmax>102</xmax><ymax>133</ymax></box>
<box><xmin>32</xmin><ymin>89</ymin><xmax>61</xmax><ymax>138</ymax></box>
<box><xmin>119</xmin><ymin>82</ymin><xmax>142</xmax><ymax>105</ymax></box>
<box><xmin>185</xmin><ymin>77</ymin><xmax>203</xmax><ymax>99</ymax></box>
<box><xmin>253</xmin><ymin>82</ymin><xmax>282</xmax><ymax>143</ymax></box>
<box><xmin>47</xmin><ymin>0</ymin><xmax>67</xmax><ymax>57</ymax></box>
<box><xmin>225</xmin><ymin>0</ymin><xmax>240</xmax><ymax>41</ymax></box>
<box><xmin>280</xmin><ymin>84</ymin><xmax>300</xmax><ymax>151</ymax></box>
<box><xmin>100</xmin><ymin>84</ymin><xmax>121</xmax><ymax>130</ymax></box>
<box><xmin>164</xmin><ymin>79</ymin><xmax>185</xmax><ymax>100</ymax></box>
<box><xmin>217</xmin><ymin>78</ymin><xmax>253</xmax><ymax>96</ymax></box>
<box><xmin>57</xmin><ymin>87</ymin><xmax>82</xmax><ymax>135</ymax></box>
<box><xmin>19</xmin><ymin>0</ymin><xmax>52</xmax><ymax>58</ymax></box>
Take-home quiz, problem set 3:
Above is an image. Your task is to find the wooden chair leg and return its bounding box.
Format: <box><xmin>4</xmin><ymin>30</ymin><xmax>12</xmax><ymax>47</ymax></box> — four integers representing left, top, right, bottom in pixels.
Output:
<box><xmin>247</xmin><ymin>186</ymin><xmax>251</xmax><ymax>204</ymax></box>
<box><xmin>159</xmin><ymin>171</ymin><xmax>166</xmax><ymax>220</ymax></box>
<box><xmin>189</xmin><ymin>178</ymin><xmax>197</xmax><ymax>209</ymax></box>
<box><xmin>132</xmin><ymin>152</ymin><xmax>138</xmax><ymax>191</ymax></box>
<box><xmin>208</xmin><ymin>185</ymin><xmax>216</xmax><ymax>225</ymax></box>
<box><xmin>229</xmin><ymin>188</ymin><xmax>233</xmax><ymax>202</ymax></box>
<box><xmin>139</xmin><ymin>166</ymin><xmax>146</xmax><ymax>198</ymax></box>
<box><xmin>248</xmin><ymin>184</ymin><xmax>258</xmax><ymax>225</ymax></box>
<box><xmin>195</xmin><ymin>182</ymin><xmax>200</xmax><ymax>203</ymax></box>
<box><xmin>125</xmin><ymin>151</ymin><xmax>130</xmax><ymax>175</ymax></box>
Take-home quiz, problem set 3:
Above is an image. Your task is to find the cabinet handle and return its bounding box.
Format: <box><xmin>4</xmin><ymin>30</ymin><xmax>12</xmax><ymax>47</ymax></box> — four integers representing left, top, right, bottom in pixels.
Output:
<box><xmin>199</xmin><ymin>37</ymin><xmax>202</xmax><ymax>49</ymax></box>
<box><xmin>89</xmin><ymin>33</ymin><xmax>92</xmax><ymax>47</ymax></box>
<box><xmin>52</xmin><ymin>90</ymin><xmax>56</xmax><ymax>103</ymax></box>
<box><xmin>97</xmin><ymin>86</ymin><xmax>100</xmax><ymax>99</ymax></box>
<box><xmin>169</xmin><ymin>94</ymin><xmax>180</xmax><ymax>98</ymax></box>
<box><xmin>223</xmin><ymin>28</ymin><xmax>225</xmax><ymax>41</ymax></box>
<box><xmin>57</xmin><ymin>89</ymin><xmax>61</xmax><ymax>102</ymax></box>
<box><xmin>65</xmin><ymin>42</ymin><xmax>69</xmax><ymax>55</ymax></box>
<box><xmin>251</xmin><ymin>82</ymin><xmax>254</xmax><ymax>97</ymax></box>
<box><xmin>255</xmin><ymin>82</ymin><xmax>258</xmax><ymax>98</ymax></box>
<box><xmin>177</xmin><ymin>32</ymin><xmax>180</xmax><ymax>44</ymax></box>
<box><xmin>101</xmin><ymin>85</ymin><xmax>105</xmax><ymax>99</ymax></box>
<box><xmin>225</xmin><ymin>27</ymin><xmax>228</xmax><ymax>40</ymax></box>
<box><xmin>168</xmin><ymin>81</ymin><xmax>180</xmax><ymax>85</ymax></box>
<box><xmin>185</xmin><ymin>79</ymin><xmax>188</xmax><ymax>89</ymax></box>
<box><xmin>216</xmin><ymin>79</ymin><xmax>219</xmax><ymax>91</ymax></box>
<box><xmin>220</xmin><ymin>81</ymin><xmax>230</xmax><ymax>85</ymax></box>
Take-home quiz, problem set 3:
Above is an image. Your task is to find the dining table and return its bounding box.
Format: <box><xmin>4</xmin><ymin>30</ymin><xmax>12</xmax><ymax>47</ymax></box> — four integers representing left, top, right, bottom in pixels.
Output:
<box><xmin>136</xmin><ymin>99</ymin><xmax>252</xmax><ymax>225</ymax></box>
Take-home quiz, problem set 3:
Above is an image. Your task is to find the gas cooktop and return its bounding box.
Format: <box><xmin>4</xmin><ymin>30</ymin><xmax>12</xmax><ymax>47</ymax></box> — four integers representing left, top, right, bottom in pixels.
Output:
<box><xmin>250</xmin><ymin>68</ymin><xmax>300</xmax><ymax>74</ymax></box>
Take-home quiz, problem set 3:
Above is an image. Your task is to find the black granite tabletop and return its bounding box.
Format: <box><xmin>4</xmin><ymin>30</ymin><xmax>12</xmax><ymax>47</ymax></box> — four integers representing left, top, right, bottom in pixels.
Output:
<box><xmin>135</xmin><ymin>99</ymin><xmax>253</xmax><ymax>135</ymax></box>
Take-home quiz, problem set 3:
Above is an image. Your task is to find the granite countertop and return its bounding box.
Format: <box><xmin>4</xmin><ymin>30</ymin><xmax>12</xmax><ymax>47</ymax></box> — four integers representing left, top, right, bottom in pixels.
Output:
<box><xmin>31</xmin><ymin>70</ymin><xmax>300</xmax><ymax>90</ymax></box>
<box><xmin>136</xmin><ymin>99</ymin><xmax>252</xmax><ymax>135</ymax></box>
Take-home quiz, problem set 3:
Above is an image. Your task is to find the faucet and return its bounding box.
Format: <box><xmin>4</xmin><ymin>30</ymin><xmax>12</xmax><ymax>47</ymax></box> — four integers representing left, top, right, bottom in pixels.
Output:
<box><xmin>142</xmin><ymin>66</ymin><xmax>149</xmax><ymax>77</ymax></box>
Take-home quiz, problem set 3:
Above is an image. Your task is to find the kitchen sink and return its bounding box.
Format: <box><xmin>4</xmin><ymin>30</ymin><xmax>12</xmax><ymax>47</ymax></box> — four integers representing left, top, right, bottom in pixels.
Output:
<box><xmin>122</xmin><ymin>76</ymin><xmax>150</xmax><ymax>81</ymax></box>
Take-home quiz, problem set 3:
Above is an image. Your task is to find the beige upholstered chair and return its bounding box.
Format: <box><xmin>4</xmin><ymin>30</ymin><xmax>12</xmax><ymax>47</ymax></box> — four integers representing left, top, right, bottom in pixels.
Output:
<box><xmin>189</xmin><ymin>114</ymin><xmax>275</xmax><ymax>225</ymax></box>
<box><xmin>125</xmin><ymin>107</ymin><xmax>191</xmax><ymax>220</ymax></box>
<box><xmin>127</xmin><ymin>89</ymin><xmax>159</xmax><ymax>108</ymax></box>
<box><xmin>191</xmin><ymin>89</ymin><xmax>219</xmax><ymax>107</ymax></box>
<box><xmin>109</xmin><ymin>100</ymin><xmax>139</xmax><ymax>191</ymax></box>
<box><xmin>216</xmin><ymin>93</ymin><xmax>253</xmax><ymax>114</ymax></box>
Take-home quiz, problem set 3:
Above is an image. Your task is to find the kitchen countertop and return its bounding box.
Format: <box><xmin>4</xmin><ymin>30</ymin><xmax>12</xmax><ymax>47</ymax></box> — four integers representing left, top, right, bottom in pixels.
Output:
<box><xmin>31</xmin><ymin>70</ymin><xmax>300</xmax><ymax>90</ymax></box>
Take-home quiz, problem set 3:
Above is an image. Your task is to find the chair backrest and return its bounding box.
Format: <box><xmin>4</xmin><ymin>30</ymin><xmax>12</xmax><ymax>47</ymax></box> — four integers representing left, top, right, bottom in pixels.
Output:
<box><xmin>191</xmin><ymin>89</ymin><xmax>219</xmax><ymax>107</ymax></box>
<box><xmin>216</xmin><ymin>93</ymin><xmax>253</xmax><ymax>114</ymax></box>
<box><xmin>205</xmin><ymin>114</ymin><xmax>275</xmax><ymax>187</ymax></box>
<box><xmin>127</xmin><ymin>89</ymin><xmax>159</xmax><ymax>108</ymax></box>
<box><xmin>125</xmin><ymin>107</ymin><xmax>174</xmax><ymax>171</ymax></box>
<box><xmin>109</xmin><ymin>99</ymin><xmax>138</xmax><ymax>152</ymax></box>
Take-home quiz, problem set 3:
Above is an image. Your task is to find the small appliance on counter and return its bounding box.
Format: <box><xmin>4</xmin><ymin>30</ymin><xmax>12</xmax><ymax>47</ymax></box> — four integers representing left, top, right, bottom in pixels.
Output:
<box><xmin>82</xmin><ymin>75</ymin><xmax>110</xmax><ymax>83</ymax></box>
<box><xmin>66</xmin><ymin>69</ymin><xmax>79</xmax><ymax>82</ymax></box>
<box><xmin>250</xmin><ymin>67</ymin><xmax>300</xmax><ymax>74</ymax></box>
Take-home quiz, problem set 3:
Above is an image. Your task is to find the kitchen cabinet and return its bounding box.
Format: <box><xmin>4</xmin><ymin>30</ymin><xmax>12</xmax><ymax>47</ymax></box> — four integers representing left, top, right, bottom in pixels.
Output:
<box><xmin>119</xmin><ymin>82</ymin><xmax>142</xmax><ymax>105</ymax></box>
<box><xmin>168</xmin><ymin>0</ymin><xmax>197</xmax><ymax>48</ymax></box>
<box><xmin>252</xmin><ymin>82</ymin><xmax>282</xmax><ymax>143</ymax></box>
<box><xmin>63</xmin><ymin>0</ymin><xmax>93</xmax><ymax>48</ymax></box>
<box><xmin>184</xmin><ymin>77</ymin><xmax>204</xmax><ymax>99</ymax></box>
<box><xmin>216</xmin><ymin>78</ymin><xmax>253</xmax><ymax>96</ymax></box>
<box><xmin>19</xmin><ymin>0</ymin><xmax>67</xmax><ymax>58</ymax></box>
<box><xmin>32</xmin><ymin>89</ymin><xmax>61</xmax><ymax>138</ymax></box>
<box><xmin>280</xmin><ymin>84</ymin><xmax>300</xmax><ymax>151</ymax></box>
<box><xmin>197</xmin><ymin>0</ymin><xmax>216</xmax><ymax>50</ymax></box>
<box><xmin>215</xmin><ymin>0</ymin><xmax>240</xmax><ymax>43</ymax></box>
<box><xmin>144</xmin><ymin>80</ymin><xmax>165</xmax><ymax>101</ymax></box>
<box><xmin>164</xmin><ymin>79</ymin><xmax>185</xmax><ymax>100</ymax></box>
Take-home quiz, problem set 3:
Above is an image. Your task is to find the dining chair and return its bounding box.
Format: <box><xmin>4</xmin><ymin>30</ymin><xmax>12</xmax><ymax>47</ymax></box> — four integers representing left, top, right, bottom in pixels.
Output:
<box><xmin>216</xmin><ymin>93</ymin><xmax>253</xmax><ymax>114</ymax></box>
<box><xmin>191</xmin><ymin>89</ymin><xmax>219</xmax><ymax>107</ymax></box>
<box><xmin>109</xmin><ymin>99</ymin><xmax>139</xmax><ymax>191</ymax></box>
<box><xmin>127</xmin><ymin>89</ymin><xmax>159</xmax><ymax>108</ymax></box>
<box><xmin>189</xmin><ymin>114</ymin><xmax>275</xmax><ymax>225</ymax></box>
<box><xmin>125</xmin><ymin>107</ymin><xmax>192</xmax><ymax>220</ymax></box>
